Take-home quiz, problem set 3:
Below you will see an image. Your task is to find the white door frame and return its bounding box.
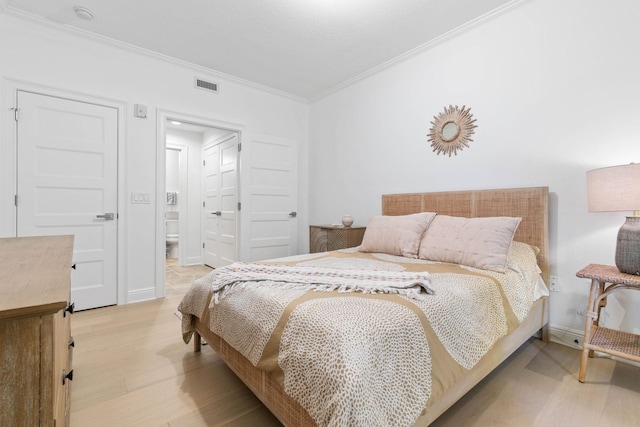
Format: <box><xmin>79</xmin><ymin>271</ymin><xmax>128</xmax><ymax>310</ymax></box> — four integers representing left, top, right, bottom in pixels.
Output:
<box><xmin>2</xmin><ymin>78</ymin><xmax>127</xmax><ymax>305</ymax></box>
<box><xmin>155</xmin><ymin>109</ymin><xmax>244</xmax><ymax>295</ymax></box>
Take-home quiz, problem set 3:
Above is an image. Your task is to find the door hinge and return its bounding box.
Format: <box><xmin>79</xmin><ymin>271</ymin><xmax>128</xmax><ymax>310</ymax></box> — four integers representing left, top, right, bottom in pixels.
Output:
<box><xmin>237</xmin><ymin>202</ymin><xmax>241</xmax><ymax>211</ymax></box>
<box><xmin>14</xmin><ymin>195</ymin><xmax>17</xmax><ymax>206</ymax></box>
<box><xmin>203</xmin><ymin>160</ymin><xmax>205</xmax><ymax>166</ymax></box>
<box><xmin>202</xmin><ymin>242</ymin><xmax>205</xmax><ymax>249</ymax></box>
<box><xmin>203</xmin><ymin>201</ymin><xmax>205</xmax><ymax>208</ymax></box>
<box><xmin>238</xmin><ymin>143</ymin><xmax>242</xmax><ymax>152</ymax></box>
<box><xmin>10</xmin><ymin>107</ymin><xmax>19</xmax><ymax>121</ymax></box>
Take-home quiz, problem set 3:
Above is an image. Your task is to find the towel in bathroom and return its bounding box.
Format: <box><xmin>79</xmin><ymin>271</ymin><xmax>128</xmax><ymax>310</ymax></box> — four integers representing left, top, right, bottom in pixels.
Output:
<box><xmin>167</xmin><ymin>192</ymin><xmax>177</xmax><ymax>205</ymax></box>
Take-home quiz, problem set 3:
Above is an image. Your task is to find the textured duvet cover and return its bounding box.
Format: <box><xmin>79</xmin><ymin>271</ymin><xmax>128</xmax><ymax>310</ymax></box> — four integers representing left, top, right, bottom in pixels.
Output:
<box><xmin>178</xmin><ymin>243</ymin><xmax>542</xmax><ymax>427</ymax></box>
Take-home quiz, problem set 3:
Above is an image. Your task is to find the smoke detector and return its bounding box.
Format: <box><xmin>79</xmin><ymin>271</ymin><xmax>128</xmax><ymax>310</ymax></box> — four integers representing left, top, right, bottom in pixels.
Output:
<box><xmin>73</xmin><ymin>6</ymin><xmax>94</xmax><ymax>21</ymax></box>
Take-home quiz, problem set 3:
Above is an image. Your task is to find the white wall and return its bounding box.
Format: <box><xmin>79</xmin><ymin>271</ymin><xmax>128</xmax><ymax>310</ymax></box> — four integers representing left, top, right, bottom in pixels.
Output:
<box><xmin>309</xmin><ymin>0</ymin><xmax>640</xmax><ymax>337</ymax></box>
<box><xmin>0</xmin><ymin>13</ymin><xmax>309</xmax><ymax>303</ymax></box>
<box><xmin>166</xmin><ymin>149</ymin><xmax>181</xmax><ymax>196</ymax></box>
<box><xmin>165</xmin><ymin>146</ymin><xmax>180</xmax><ymax>258</ymax></box>
<box><xmin>3</xmin><ymin>1</ymin><xmax>640</xmax><ymax>338</ymax></box>
<box><xmin>166</xmin><ymin>129</ymin><xmax>204</xmax><ymax>265</ymax></box>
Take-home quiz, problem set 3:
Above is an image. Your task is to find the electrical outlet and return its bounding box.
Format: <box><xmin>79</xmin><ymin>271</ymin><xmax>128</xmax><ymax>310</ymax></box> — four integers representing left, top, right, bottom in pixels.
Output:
<box><xmin>549</xmin><ymin>275</ymin><xmax>560</xmax><ymax>292</ymax></box>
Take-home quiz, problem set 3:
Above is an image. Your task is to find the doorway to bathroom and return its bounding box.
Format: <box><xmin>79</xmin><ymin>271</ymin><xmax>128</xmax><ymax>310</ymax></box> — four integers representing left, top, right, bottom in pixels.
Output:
<box><xmin>156</xmin><ymin>110</ymin><xmax>300</xmax><ymax>297</ymax></box>
<box><xmin>163</xmin><ymin>117</ymin><xmax>239</xmax><ymax>269</ymax></box>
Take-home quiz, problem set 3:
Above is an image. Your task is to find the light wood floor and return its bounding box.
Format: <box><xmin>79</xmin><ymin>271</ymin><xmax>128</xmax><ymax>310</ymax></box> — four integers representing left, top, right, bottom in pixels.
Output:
<box><xmin>70</xmin><ymin>261</ymin><xmax>640</xmax><ymax>426</ymax></box>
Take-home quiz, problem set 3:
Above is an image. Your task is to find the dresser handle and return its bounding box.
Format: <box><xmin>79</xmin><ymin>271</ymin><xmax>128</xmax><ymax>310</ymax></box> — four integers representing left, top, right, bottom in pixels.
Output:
<box><xmin>64</xmin><ymin>302</ymin><xmax>75</xmax><ymax>317</ymax></box>
<box><xmin>62</xmin><ymin>369</ymin><xmax>74</xmax><ymax>385</ymax></box>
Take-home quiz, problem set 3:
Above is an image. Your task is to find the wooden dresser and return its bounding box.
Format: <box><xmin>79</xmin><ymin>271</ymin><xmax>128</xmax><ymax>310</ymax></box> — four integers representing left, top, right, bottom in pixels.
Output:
<box><xmin>309</xmin><ymin>225</ymin><xmax>366</xmax><ymax>253</ymax></box>
<box><xmin>0</xmin><ymin>235</ymin><xmax>75</xmax><ymax>427</ymax></box>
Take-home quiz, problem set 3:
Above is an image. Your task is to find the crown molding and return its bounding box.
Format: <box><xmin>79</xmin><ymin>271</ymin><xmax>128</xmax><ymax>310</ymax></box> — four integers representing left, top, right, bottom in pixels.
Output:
<box><xmin>310</xmin><ymin>0</ymin><xmax>533</xmax><ymax>102</ymax></box>
<box><xmin>2</xmin><ymin>0</ymin><xmax>533</xmax><ymax>104</ymax></box>
<box><xmin>0</xmin><ymin>6</ymin><xmax>309</xmax><ymax>104</ymax></box>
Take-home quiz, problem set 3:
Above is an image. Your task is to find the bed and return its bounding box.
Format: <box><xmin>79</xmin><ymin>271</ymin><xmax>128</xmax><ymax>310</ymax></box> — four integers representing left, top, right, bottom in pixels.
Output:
<box><xmin>178</xmin><ymin>186</ymin><xmax>550</xmax><ymax>426</ymax></box>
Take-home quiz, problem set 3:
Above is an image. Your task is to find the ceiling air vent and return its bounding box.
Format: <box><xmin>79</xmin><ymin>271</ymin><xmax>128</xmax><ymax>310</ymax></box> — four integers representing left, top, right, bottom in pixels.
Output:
<box><xmin>194</xmin><ymin>78</ymin><xmax>218</xmax><ymax>94</ymax></box>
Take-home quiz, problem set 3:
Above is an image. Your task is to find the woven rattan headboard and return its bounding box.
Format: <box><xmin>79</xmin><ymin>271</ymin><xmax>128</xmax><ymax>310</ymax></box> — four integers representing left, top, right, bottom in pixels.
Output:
<box><xmin>382</xmin><ymin>187</ymin><xmax>549</xmax><ymax>284</ymax></box>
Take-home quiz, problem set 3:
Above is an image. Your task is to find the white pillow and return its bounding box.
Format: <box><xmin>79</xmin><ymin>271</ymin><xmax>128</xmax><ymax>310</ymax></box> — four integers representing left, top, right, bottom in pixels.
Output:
<box><xmin>359</xmin><ymin>212</ymin><xmax>437</xmax><ymax>258</ymax></box>
<box><xmin>418</xmin><ymin>215</ymin><xmax>522</xmax><ymax>272</ymax></box>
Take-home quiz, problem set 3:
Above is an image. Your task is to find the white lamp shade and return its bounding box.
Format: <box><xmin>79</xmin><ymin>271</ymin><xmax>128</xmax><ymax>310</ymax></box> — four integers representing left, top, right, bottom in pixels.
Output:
<box><xmin>586</xmin><ymin>163</ymin><xmax>640</xmax><ymax>212</ymax></box>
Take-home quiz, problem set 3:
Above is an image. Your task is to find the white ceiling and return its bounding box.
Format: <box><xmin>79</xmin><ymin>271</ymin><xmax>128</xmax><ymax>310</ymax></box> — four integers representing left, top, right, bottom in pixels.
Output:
<box><xmin>2</xmin><ymin>0</ymin><xmax>522</xmax><ymax>100</ymax></box>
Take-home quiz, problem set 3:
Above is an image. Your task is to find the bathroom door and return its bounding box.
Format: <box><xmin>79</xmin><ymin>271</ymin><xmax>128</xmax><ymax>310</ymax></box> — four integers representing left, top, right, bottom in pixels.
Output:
<box><xmin>15</xmin><ymin>90</ymin><xmax>118</xmax><ymax>310</ymax></box>
<box><xmin>203</xmin><ymin>134</ymin><xmax>238</xmax><ymax>268</ymax></box>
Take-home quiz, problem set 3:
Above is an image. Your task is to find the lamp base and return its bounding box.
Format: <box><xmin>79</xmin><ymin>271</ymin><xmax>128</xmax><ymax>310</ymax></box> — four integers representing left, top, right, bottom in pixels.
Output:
<box><xmin>615</xmin><ymin>216</ymin><xmax>640</xmax><ymax>275</ymax></box>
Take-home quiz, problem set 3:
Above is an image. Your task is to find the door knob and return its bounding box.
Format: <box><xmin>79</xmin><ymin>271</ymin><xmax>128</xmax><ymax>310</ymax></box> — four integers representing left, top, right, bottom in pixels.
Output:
<box><xmin>96</xmin><ymin>213</ymin><xmax>115</xmax><ymax>220</ymax></box>
<box><xmin>289</xmin><ymin>211</ymin><xmax>297</xmax><ymax>218</ymax></box>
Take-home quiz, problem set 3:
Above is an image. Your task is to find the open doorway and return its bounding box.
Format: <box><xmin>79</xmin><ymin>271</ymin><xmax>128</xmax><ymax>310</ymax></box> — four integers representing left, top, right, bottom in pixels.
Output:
<box><xmin>164</xmin><ymin>120</ymin><xmax>238</xmax><ymax>267</ymax></box>
<box><xmin>156</xmin><ymin>111</ymin><xmax>243</xmax><ymax>296</ymax></box>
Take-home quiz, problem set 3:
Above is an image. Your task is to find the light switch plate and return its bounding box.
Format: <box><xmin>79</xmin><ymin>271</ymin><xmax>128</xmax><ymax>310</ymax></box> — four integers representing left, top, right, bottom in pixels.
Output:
<box><xmin>131</xmin><ymin>192</ymin><xmax>150</xmax><ymax>204</ymax></box>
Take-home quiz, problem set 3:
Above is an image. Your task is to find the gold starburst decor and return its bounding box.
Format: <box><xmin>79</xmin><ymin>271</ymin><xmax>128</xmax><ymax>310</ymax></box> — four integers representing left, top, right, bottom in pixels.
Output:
<box><xmin>428</xmin><ymin>105</ymin><xmax>477</xmax><ymax>156</ymax></box>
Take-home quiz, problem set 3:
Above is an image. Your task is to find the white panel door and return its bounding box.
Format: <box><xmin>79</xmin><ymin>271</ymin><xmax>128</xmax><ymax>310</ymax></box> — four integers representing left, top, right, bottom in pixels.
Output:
<box><xmin>202</xmin><ymin>142</ymin><xmax>220</xmax><ymax>267</ymax></box>
<box><xmin>243</xmin><ymin>134</ymin><xmax>298</xmax><ymax>261</ymax></box>
<box><xmin>218</xmin><ymin>135</ymin><xmax>238</xmax><ymax>266</ymax></box>
<box><xmin>203</xmin><ymin>134</ymin><xmax>238</xmax><ymax>268</ymax></box>
<box><xmin>16</xmin><ymin>91</ymin><xmax>118</xmax><ymax>310</ymax></box>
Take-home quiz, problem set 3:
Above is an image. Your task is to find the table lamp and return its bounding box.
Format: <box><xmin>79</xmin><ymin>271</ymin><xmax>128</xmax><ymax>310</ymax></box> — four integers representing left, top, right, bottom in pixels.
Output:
<box><xmin>587</xmin><ymin>163</ymin><xmax>640</xmax><ymax>275</ymax></box>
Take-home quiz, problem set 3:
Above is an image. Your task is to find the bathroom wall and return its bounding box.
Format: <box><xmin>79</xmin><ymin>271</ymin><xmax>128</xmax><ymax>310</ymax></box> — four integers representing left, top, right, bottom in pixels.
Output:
<box><xmin>165</xmin><ymin>147</ymin><xmax>180</xmax><ymax>258</ymax></box>
<box><xmin>166</xmin><ymin>129</ymin><xmax>204</xmax><ymax>265</ymax></box>
<box><xmin>166</xmin><ymin>148</ymin><xmax>180</xmax><ymax>210</ymax></box>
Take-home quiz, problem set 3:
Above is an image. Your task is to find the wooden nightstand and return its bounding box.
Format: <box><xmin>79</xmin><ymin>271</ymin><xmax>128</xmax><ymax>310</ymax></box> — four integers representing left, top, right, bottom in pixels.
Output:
<box><xmin>309</xmin><ymin>225</ymin><xmax>366</xmax><ymax>253</ymax></box>
<box><xmin>576</xmin><ymin>264</ymin><xmax>640</xmax><ymax>382</ymax></box>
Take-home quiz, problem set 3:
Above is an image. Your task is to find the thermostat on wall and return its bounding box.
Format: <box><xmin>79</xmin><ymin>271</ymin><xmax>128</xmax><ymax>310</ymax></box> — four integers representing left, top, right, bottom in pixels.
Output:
<box><xmin>134</xmin><ymin>104</ymin><xmax>147</xmax><ymax>118</ymax></box>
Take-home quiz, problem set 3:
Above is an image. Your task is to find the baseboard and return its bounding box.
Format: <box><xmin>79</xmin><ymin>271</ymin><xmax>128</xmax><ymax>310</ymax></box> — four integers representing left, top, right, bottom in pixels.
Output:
<box><xmin>127</xmin><ymin>287</ymin><xmax>157</xmax><ymax>304</ymax></box>
<box><xmin>548</xmin><ymin>324</ymin><xmax>640</xmax><ymax>367</ymax></box>
<box><xmin>186</xmin><ymin>256</ymin><xmax>203</xmax><ymax>265</ymax></box>
<box><xmin>548</xmin><ymin>325</ymin><xmax>584</xmax><ymax>349</ymax></box>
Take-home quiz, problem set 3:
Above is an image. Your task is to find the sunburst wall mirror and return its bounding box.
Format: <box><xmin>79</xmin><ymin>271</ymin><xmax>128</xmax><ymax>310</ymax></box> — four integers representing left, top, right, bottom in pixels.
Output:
<box><xmin>428</xmin><ymin>105</ymin><xmax>477</xmax><ymax>156</ymax></box>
